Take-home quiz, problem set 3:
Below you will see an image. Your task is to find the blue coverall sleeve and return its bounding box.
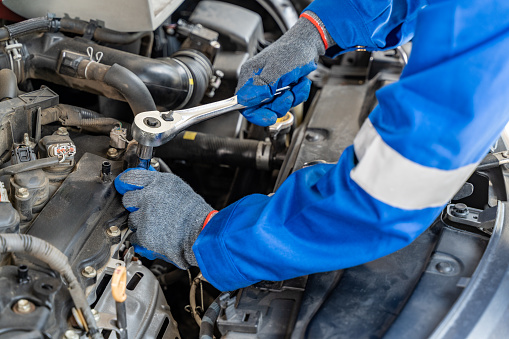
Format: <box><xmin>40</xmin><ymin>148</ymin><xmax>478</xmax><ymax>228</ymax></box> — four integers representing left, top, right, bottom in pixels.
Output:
<box><xmin>305</xmin><ymin>0</ymin><xmax>428</xmax><ymax>52</ymax></box>
<box><xmin>193</xmin><ymin>0</ymin><xmax>509</xmax><ymax>291</ymax></box>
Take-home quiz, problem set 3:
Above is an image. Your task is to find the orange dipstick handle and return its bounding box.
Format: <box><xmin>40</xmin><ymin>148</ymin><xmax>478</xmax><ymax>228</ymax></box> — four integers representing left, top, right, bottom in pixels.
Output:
<box><xmin>111</xmin><ymin>266</ymin><xmax>127</xmax><ymax>303</ymax></box>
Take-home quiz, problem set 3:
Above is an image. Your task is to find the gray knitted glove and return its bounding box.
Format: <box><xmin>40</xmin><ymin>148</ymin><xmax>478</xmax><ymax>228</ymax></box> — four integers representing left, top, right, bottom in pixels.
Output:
<box><xmin>236</xmin><ymin>12</ymin><xmax>335</xmax><ymax>126</ymax></box>
<box><xmin>115</xmin><ymin>169</ymin><xmax>213</xmax><ymax>269</ymax></box>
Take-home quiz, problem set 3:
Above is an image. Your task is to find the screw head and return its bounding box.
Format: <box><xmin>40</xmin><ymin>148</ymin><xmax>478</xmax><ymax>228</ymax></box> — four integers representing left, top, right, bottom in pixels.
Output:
<box><xmin>452</xmin><ymin>203</ymin><xmax>469</xmax><ymax>217</ymax></box>
<box><xmin>91</xmin><ymin>309</ymin><xmax>101</xmax><ymax>321</ymax></box>
<box><xmin>15</xmin><ymin>299</ymin><xmax>34</xmax><ymax>314</ymax></box>
<box><xmin>16</xmin><ymin>187</ymin><xmax>29</xmax><ymax>199</ymax></box>
<box><xmin>56</xmin><ymin>127</ymin><xmax>69</xmax><ymax>136</ymax></box>
<box><xmin>82</xmin><ymin>266</ymin><xmax>97</xmax><ymax>278</ymax></box>
<box><xmin>107</xmin><ymin>148</ymin><xmax>119</xmax><ymax>158</ymax></box>
<box><xmin>64</xmin><ymin>330</ymin><xmax>79</xmax><ymax>339</ymax></box>
<box><xmin>436</xmin><ymin>261</ymin><xmax>454</xmax><ymax>274</ymax></box>
<box><xmin>107</xmin><ymin>226</ymin><xmax>121</xmax><ymax>237</ymax></box>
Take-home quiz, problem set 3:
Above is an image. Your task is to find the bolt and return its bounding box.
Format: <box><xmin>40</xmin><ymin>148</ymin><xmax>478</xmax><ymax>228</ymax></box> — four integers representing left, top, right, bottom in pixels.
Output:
<box><xmin>16</xmin><ymin>187</ymin><xmax>29</xmax><ymax>199</ymax></box>
<box><xmin>17</xmin><ymin>265</ymin><xmax>29</xmax><ymax>284</ymax></box>
<box><xmin>56</xmin><ymin>127</ymin><xmax>69</xmax><ymax>136</ymax></box>
<box><xmin>101</xmin><ymin>161</ymin><xmax>111</xmax><ymax>176</ymax></box>
<box><xmin>82</xmin><ymin>266</ymin><xmax>97</xmax><ymax>278</ymax></box>
<box><xmin>436</xmin><ymin>261</ymin><xmax>454</xmax><ymax>274</ymax></box>
<box><xmin>143</xmin><ymin>117</ymin><xmax>161</xmax><ymax>128</ymax></box>
<box><xmin>107</xmin><ymin>148</ymin><xmax>119</xmax><ymax>158</ymax></box>
<box><xmin>305</xmin><ymin>129</ymin><xmax>326</xmax><ymax>142</ymax></box>
<box><xmin>452</xmin><ymin>203</ymin><xmax>468</xmax><ymax>217</ymax></box>
<box><xmin>15</xmin><ymin>299</ymin><xmax>34</xmax><ymax>314</ymax></box>
<box><xmin>23</xmin><ymin>133</ymin><xmax>30</xmax><ymax>146</ymax></box>
<box><xmin>150</xmin><ymin>158</ymin><xmax>160</xmax><ymax>171</ymax></box>
<box><xmin>64</xmin><ymin>330</ymin><xmax>79</xmax><ymax>339</ymax></box>
<box><xmin>210</xmin><ymin>40</ymin><xmax>220</xmax><ymax>49</ymax></box>
<box><xmin>91</xmin><ymin>309</ymin><xmax>101</xmax><ymax>322</ymax></box>
<box><xmin>107</xmin><ymin>225</ymin><xmax>121</xmax><ymax>237</ymax></box>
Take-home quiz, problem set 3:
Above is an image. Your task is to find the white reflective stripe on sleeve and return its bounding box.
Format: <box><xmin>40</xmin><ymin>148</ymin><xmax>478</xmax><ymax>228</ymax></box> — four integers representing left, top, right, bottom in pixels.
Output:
<box><xmin>353</xmin><ymin>118</ymin><xmax>379</xmax><ymax>160</ymax></box>
<box><xmin>350</xmin><ymin>119</ymin><xmax>478</xmax><ymax>210</ymax></box>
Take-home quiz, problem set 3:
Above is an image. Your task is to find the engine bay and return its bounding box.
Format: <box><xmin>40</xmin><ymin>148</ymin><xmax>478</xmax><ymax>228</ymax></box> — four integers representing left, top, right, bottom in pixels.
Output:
<box><xmin>0</xmin><ymin>1</ymin><xmax>508</xmax><ymax>338</ymax></box>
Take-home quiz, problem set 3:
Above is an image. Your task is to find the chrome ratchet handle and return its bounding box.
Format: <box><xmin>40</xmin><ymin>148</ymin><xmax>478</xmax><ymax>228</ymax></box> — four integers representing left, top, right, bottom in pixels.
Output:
<box><xmin>162</xmin><ymin>85</ymin><xmax>291</xmax><ymax>126</ymax></box>
<box><xmin>162</xmin><ymin>95</ymin><xmax>247</xmax><ymax>129</ymax></box>
<box><xmin>132</xmin><ymin>86</ymin><xmax>292</xmax><ymax>147</ymax></box>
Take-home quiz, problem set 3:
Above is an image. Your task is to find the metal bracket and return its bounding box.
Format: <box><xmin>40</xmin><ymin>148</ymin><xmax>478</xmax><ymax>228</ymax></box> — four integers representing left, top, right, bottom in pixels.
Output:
<box><xmin>446</xmin><ymin>203</ymin><xmax>497</xmax><ymax>234</ymax></box>
<box><xmin>477</xmin><ymin>151</ymin><xmax>509</xmax><ymax>171</ymax></box>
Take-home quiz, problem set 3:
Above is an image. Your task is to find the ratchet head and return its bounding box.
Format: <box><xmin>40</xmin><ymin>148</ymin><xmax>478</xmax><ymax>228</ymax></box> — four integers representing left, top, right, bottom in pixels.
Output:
<box><xmin>132</xmin><ymin>110</ymin><xmax>183</xmax><ymax>147</ymax></box>
<box><xmin>132</xmin><ymin>96</ymin><xmax>245</xmax><ymax>147</ymax></box>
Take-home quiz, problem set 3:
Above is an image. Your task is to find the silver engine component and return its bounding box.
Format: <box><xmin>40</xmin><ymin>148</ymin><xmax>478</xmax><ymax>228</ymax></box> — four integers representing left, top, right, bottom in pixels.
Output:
<box><xmin>3</xmin><ymin>0</ymin><xmax>184</xmax><ymax>32</ymax></box>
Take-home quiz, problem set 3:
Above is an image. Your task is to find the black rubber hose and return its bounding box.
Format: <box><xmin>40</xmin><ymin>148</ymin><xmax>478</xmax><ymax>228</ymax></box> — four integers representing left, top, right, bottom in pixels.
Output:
<box><xmin>41</xmin><ymin>104</ymin><xmax>122</xmax><ymax>134</ymax></box>
<box><xmin>103</xmin><ymin>63</ymin><xmax>157</xmax><ymax>114</ymax></box>
<box><xmin>59</xmin><ymin>18</ymin><xmax>151</xmax><ymax>45</ymax></box>
<box><xmin>0</xmin><ymin>17</ymin><xmax>56</xmax><ymax>41</ymax></box>
<box><xmin>0</xmin><ymin>68</ymin><xmax>18</xmax><ymax>100</ymax></box>
<box><xmin>64</xmin><ymin>104</ymin><xmax>100</xmax><ymax>119</ymax></box>
<box><xmin>0</xmin><ymin>157</ymin><xmax>59</xmax><ymax>176</ymax></box>
<box><xmin>22</xmin><ymin>34</ymin><xmax>212</xmax><ymax>110</ymax></box>
<box><xmin>42</xmin><ymin>104</ymin><xmax>102</xmax><ymax>123</ymax></box>
<box><xmin>59</xmin><ymin>104</ymin><xmax>121</xmax><ymax>127</ymax></box>
<box><xmin>158</xmin><ymin>131</ymin><xmax>281</xmax><ymax>169</ymax></box>
<box><xmin>172</xmin><ymin>50</ymin><xmax>213</xmax><ymax>107</ymax></box>
<box><xmin>95</xmin><ymin>29</ymin><xmax>152</xmax><ymax>46</ymax></box>
<box><xmin>199</xmin><ymin>292</ymin><xmax>230</xmax><ymax>339</ymax></box>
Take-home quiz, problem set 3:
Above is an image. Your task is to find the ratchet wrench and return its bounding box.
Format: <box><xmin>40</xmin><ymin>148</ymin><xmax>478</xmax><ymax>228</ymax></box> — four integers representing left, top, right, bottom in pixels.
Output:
<box><xmin>132</xmin><ymin>86</ymin><xmax>292</xmax><ymax>150</ymax></box>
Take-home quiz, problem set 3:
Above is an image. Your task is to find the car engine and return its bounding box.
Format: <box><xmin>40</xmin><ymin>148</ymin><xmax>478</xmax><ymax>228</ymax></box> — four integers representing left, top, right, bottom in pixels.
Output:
<box><xmin>1</xmin><ymin>1</ymin><xmax>509</xmax><ymax>339</ymax></box>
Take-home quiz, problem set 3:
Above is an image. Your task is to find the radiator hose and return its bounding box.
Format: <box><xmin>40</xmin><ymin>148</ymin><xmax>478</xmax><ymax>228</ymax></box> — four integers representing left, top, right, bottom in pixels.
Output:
<box><xmin>18</xmin><ymin>33</ymin><xmax>212</xmax><ymax>111</ymax></box>
<box><xmin>0</xmin><ymin>69</ymin><xmax>18</xmax><ymax>100</ymax></box>
<box><xmin>0</xmin><ymin>16</ymin><xmax>57</xmax><ymax>41</ymax></box>
<box><xmin>158</xmin><ymin>131</ymin><xmax>283</xmax><ymax>170</ymax></box>
<box><xmin>199</xmin><ymin>292</ymin><xmax>231</xmax><ymax>339</ymax></box>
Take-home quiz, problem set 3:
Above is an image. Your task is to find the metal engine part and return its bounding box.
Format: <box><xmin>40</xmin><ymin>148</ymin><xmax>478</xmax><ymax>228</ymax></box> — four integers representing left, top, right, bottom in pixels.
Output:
<box><xmin>0</xmin><ymin>2</ymin><xmax>506</xmax><ymax>339</ymax></box>
<box><xmin>3</xmin><ymin>0</ymin><xmax>185</xmax><ymax>32</ymax></box>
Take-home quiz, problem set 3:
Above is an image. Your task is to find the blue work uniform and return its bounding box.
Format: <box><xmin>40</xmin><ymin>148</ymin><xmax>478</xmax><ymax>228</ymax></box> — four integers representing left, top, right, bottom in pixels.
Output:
<box><xmin>193</xmin><ymin>0</ymin><xmax>509</xmax><ymax>291</ymax></box>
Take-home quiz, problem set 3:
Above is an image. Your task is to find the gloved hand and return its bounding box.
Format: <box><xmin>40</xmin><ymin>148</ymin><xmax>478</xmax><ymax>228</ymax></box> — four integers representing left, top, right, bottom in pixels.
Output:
<box><xmin>236</xmin><ymin>12</ymin><xmax>334</xmax><ymax>126</ymax></box>
<box><xmin>114</xmin><ymin>168</ymin><xmax>215</xmax><ymax>269</ymax></box>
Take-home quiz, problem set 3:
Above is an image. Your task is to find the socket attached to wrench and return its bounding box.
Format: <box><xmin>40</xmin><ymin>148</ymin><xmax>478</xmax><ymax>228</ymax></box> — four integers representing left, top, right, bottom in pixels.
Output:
<box><xmin>133</xmin><ymin>86</ymin><xmax>291</xmax><ymax>167</ymax></box>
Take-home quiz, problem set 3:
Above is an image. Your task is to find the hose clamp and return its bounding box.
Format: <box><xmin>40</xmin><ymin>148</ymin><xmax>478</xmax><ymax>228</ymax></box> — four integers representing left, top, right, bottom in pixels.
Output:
<box><xmin>172</xmin><ymin>58</ymin><xmax>194</xmax><ymax>110</ymax></box>
<box><xmin>4</xmin><ymin>39</ymin><xmax>24</xmax><ymax>82</ymax></box>
<box><xmin>83</xmin><ymin>46</ymin><xmax>103</xmax><ymax>80</ymax></box>
<box><xmin>256</xmin><ymin>142</ymin><xmax>271</xmax><ymax>171</ymax></box>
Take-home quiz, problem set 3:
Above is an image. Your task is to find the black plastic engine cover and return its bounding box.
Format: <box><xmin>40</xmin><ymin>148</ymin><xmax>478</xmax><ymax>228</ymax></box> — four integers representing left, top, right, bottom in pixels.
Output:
<box><xmin>25</xmin><ymin>152</ymin><xmax>125</xmax><ymax>283</ymax></box>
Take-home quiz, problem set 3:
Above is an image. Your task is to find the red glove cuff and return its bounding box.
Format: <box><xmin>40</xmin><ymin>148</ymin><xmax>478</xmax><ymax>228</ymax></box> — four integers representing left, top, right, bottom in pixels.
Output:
<box><xmin>300</xmin><ymin>11</ymin><xmax>331</xmax><ymax>50</ymax></box>
<box><xmin>202</xmin><ymin>210</ymin><xmax>218</xmax><ymax>229</ymax></box>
